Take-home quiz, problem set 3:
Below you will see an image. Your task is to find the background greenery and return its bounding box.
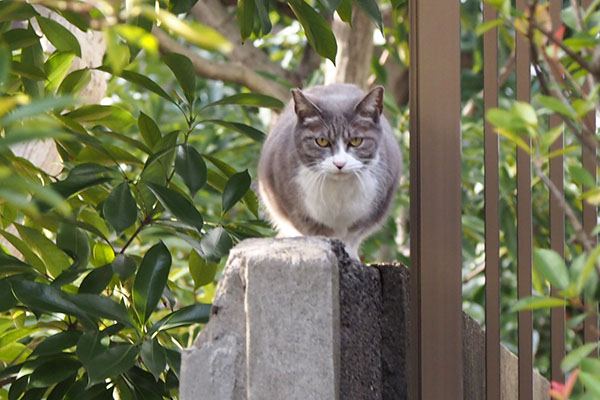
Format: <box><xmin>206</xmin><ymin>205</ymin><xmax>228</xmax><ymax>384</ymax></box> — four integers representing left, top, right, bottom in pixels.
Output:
<box><xmin>0</xmin><ymin>0</ymin><xmax>598</xmax><ymax>398</ymax></box>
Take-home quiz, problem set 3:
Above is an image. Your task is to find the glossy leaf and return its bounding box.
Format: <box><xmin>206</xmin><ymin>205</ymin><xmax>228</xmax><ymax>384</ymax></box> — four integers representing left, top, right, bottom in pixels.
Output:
<box><xmin>36</xmin><ymin>16</ymin><xmax>82</xmax><ymax>57</ymax></box>
<box><xmin>81</xmin><ymin>343</ymin><xmax>138</xmax><ymax>386</ymax></box>
<box><xmin>91</xmin><ymin>242</ymin><xmax>115</xmax><ymax>267</ymax></box>
<box><xmin>3</xmin><ymin>29</ymin><xmax>40</xmax><ymax>50</ymax></box>
<box><xmin>66</xmin><ymin>105</ymin><xmax>136</xmax><ymax>131</ymax></box>
<box><xmin>141</xmin><ymin>338</ymin><xmax>166</xmax><ymax>381</ymax></box>
<box><xmin>11</xmin><ymin>280</ymin><xmax>95</xmax><ymax>327</ymax></box>
<box><xmin>237</xmin><ymin>0</ymin><xmax>255</xmax><ymax>41</ymax></box>
<box><xmin>133</xmin><ymin>242</ymin><xmax>172</xmax><ymax>324</ymax></box>
<box><xmin>509</xmin><ymin>295</ymin><xmax>568</xmax><ymax>312</ymax></box>
<box><xmin>203</xmin><ymin>93</ymin><xmax>284</xmax><ymax>110</ymax></box>
<box><xmin>162</xmin><ymin>52</ymin><xmax>196</xmax><ymax>105</ymax></box>
<box><xmin>57</xmin><ymin>68</ymin><xmax>91</xmax><ymax>95</ymax></box>
<box><xmin>149</xmin><ymin>303</ymin><xmax>211</xmax><ymax>334</ymax></box>
<box><xmin>98</xmin><ymin>66</ymin><xmax>174</xmax><ymax>103</ymax></box>
<box><xmin>103</xmin><ymin>182</ymin><xmax>138</xmax><ymax>233</ymax></box>
<box><xmin>175</xmin><ymin>144</ymin><xmax>207</xmax><ymax>195</ymax></box>
<box><xmin>15</xmin><ymin>224</ymin><xmax>71</xmax><ymax>278</ymax></box>
<box><xmin>200</xmin><ymin>227</ymin><xmax>233</xmax><ymax>261</ymax></box>
<box><xmin>533</xmin><ymin>248</ymin><xmax>569</xmax><ymax>290</ymax></box>
<box><xmin>111</xmin><ymin>254</ymin><xmax>137</xmax><ymax>281</ymax></box>
<box><xmin>204</xmin><ymin>119</ymin><xmax>266</xmax><ymax>142</ymax></box>
<box><xmin>78</xmin><ymin>264</ymin><xmax>114</xmax><ymax>294</ymax></box>
<box><xmin>0</xmin><ymin>279</ymin><xmax>17</xmax><ymax>312</ymax></box>
<box><xmin>45</xmin><ymin>51</ymin><xmax>75</xmax><ymax>91</ymax></box>
<box><xmin>288</xmin><ymin>0</ymin><xmax>337</xmax><ymax>64</ymax></box>
<box><xmin>71</xmin><ymin>293</ymin><xmax>136</xmax><ymax>328</ymax></box>
<box><xmin>354</xmin><ymin>0</ymin><xmax>383</xmax><ymax>31</ymax></box>
<box><xmin>138</xmin><ymin>112</ymin><xmax>162</xmax><ymax>148</ymax></box>
<box><xmin>189</xmin><ymin>250</ymin><xmax>217</xmax><ymax>289</ymax></box>
<box><xmin>562</xmin><ymin>343</ymin><xmax>599</xmax><ymax>372</ymax></box>
<box><xmin>222</xmin><ymin>170</ymin><xmax>251</xmax><ymax>213</ymax></box>
<box><xmin>29</xmin><ymin>358</ymin><xmax>80</xmax><ymax>388</ymax></box>
<box><xmin>147</xmin><ymin>183</ymin><xmax>203</xmax><ymax>232</ymax></box>
<box><xmin>337</xmin><ymin>0</ymin><xmax>352</xmax><ymax>22</ymax></box>
<box><xmin>31</xmin><ymin>331</ymin><xmax>82</xmax><ymax>357</ymax></box>
<box><xmin>57</xmin><ymin>223</ymin><xmax>91</xmax><ymax>268</ymax></box>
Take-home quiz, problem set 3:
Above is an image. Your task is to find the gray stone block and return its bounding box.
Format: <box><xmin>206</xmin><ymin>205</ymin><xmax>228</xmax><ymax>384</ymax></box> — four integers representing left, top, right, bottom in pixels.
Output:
<box><xmin>243</xmin><ymin>238</ymin><xmax>340</xmax><ymax>400</ymax></box>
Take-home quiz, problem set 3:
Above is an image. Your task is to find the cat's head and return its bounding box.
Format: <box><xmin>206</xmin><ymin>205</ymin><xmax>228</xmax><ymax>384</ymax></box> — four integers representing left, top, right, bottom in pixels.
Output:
<box><xmin>290</xmin><ymin>86</ymin><xmax>384</xmax><ymax>179</ymax></box>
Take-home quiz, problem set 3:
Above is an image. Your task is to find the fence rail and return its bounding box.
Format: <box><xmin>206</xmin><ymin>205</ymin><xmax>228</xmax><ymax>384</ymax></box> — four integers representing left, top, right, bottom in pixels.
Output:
<box><xmin>409</xmin><ymin>0</ymin><xmax>596</xmax><ymax>398</ymax></box>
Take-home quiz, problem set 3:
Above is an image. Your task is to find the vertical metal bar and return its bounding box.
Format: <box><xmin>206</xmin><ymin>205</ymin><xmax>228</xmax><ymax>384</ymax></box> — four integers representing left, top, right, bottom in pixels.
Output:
<box><xmin>483</xmin><ymin>2</ymin><xmax>500</xmax><ymax>399</ymax></box>
<box><xmin>409</xmin><ymin>0</ymin><xmax>463</xmax><ymax>398</ymax></box>
<box><xmin>516</xmin><ymin>0</ymin><xmax>533</xmax><ymax>398</ymax></box>
<box><xmin>549</xmin><ymin>0</ymin><xmax>566</xmax><ymax>384</ymax></box>
<box><xmin>582</xmin><ymin>0</ymin><xmax>598</xmax><ymax>353</ymax></box>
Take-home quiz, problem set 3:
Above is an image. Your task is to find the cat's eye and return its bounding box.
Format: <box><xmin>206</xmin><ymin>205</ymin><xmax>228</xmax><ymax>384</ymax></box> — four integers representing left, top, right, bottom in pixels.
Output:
<box><xmin>315</xmin><ymin>138</ymin><xmax>330</xmax><ymax>147</ymax></box>
<box><xmin>349</xmin><ymin>137</ymin><xmax>363</xmax><ymax>147</ymax></box>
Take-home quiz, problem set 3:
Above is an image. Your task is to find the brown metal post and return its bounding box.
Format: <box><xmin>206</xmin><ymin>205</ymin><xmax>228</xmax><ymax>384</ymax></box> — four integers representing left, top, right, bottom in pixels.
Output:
<box><xmin>483</xmin><ymin>2</ymin><xmax>501</xmax><ymax>399</ymax></box>
<box><xmin>549</xmin><ymin>0</ymin><xmax>566</xmax><ymax>383</ymax></box>
<box><xmin>409</xmin><ymin>0</ymin><xmax>463</xmax><ymax>398</ymax></box>
<box><xmin>516</xmin><ymin>0</ymin><xmax>533</xmax><ymax>398</ymax></box>
<box><xmin>582</xmin><ymin>0</ymin><xmax>598</xmax><ymax>353</ymax></box>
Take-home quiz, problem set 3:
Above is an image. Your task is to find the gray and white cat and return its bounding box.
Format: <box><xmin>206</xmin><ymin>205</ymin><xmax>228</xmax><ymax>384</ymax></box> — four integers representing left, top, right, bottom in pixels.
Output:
<box><xmin>258</xmin><ymin>84</ymin><xmax>402</xmax><ymax>260</ymax></box>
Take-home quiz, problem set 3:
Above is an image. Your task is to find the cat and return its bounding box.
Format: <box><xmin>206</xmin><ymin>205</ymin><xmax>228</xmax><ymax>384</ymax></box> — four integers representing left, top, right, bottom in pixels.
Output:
<box><xmin>257</xmin><ymin>83</ymin><xmax>402</xmax><ymax>260</ymax></box>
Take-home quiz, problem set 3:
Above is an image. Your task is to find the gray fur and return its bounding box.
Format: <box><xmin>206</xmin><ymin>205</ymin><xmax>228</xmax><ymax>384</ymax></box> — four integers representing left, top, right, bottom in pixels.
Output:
<box><xmin>257</xmin><ymin>84</ymin><xmax>402</xmax><ymax>259</ymax></box>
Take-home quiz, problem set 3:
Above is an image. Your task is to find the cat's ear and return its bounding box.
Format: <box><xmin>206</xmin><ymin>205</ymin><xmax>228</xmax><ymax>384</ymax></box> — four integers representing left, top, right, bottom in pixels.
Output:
<box><xmin>291</xmin><ymin>89</ymin><xmax>322</xmax><ymax>126</ymax></box>
<box><xmin>355</xmin><ymin>86</ymin><xmax>384</xmax><ymax>123</ymax></box>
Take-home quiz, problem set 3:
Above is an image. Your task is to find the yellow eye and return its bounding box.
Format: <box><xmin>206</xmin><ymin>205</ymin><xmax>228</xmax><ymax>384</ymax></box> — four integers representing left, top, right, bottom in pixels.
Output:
<box><xmin>349</xmin><ymin>137</ymin><xmax>363</xmax><ymax>147</ymax></box>
<box><xmin>315</xmin><ymin>138</ymin><xmax>330</xmax><ymax>147</ymax></box>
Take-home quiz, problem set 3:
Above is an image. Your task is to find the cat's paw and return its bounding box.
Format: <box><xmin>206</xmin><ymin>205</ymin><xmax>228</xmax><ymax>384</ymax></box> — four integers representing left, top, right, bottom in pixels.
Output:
<box><xmin>344</xmin><ymin>245</ymin><xmax>360</xmax><ymax>262</ymax></box>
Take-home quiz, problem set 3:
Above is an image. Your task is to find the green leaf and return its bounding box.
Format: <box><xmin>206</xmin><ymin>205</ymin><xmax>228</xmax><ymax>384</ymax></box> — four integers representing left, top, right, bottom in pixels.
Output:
<box><xmin>82</xmin><ymin>343</ymin><xmax>138</xmax><ymax>386</ymax></box>
<box><xmin>71</xmin><ymin>293</ymin><xmax>136</xmax><ymax>328</ymax></box>
<box><xmin>189</xmin><ymin>250</ymin><xmax>217</xmax><ymax>289</ymax></box>
<box><xmin>45</xmin><ymin>51</ymin><xmax>75</xmax><ymax>91</ymax></box>
<box><xmin>147</xmin><ymin>183</ymin><xmax>204</xmax><ymax>232</ymax></box>
<box><xmin>57</xmin><ymin>223</ymin><xmax>91</xmax><ymax>268</ymax></box>
<box><xmin>533</xmin><ymin>248</ymin><xmax>569</xmax><ymax>290</ymax></box>
<box><xmin>15</xmin><ymin>224</ymin><xmax>71</xmax><ymax>278</ymax></box>
<box><xmin>0</xmin><ymin>230</ymin><xmax>45</xmax><ymax>274</ymax></box>
<box><xmin>10</xmin><ymin>61</ymin><xmax>45</xmax><ymax>81</ymax></box>
<box><xmin>475</xmin><ymin>18</ymin><xmax>503</xmax><ymax>36</ymax></box>
<box><xmin>576</xmin><ymin>244</ymin><xmax>600</xmax><ymax>296</ymax></box>
<box><xmin>29</xmin><ymin>358</ymin><xmax>80</xmax><ymax>388</ymax></box>
<box><xmin>112</xmin><ymin>24</ymin><xmax>158</xmax><ymax>55</ymax></box>
<box><xmin>537</xmin><ymin>94</ymin><xmax>575</xmax><ymax>118</ymax></box>
<box><xmin>111</xmin><ymin>254</ymin><xmax>137</xmax><ymax>281</ymax></box>
<box><xmin>255</xmin><ymin>0</ymin><xmax>272</xmax><ymax>35</ymax></box>
<box><xmin>50</xmin><ymin>163</ymin><xmax>110</xmax><ymax>202</ymax></box>
<box><xmin>3</xmin><ymin>28</ymin><xmax>40</xmax><ymax>50</ymax></box>
<box><xmin>11</xmin><ymin>280</ymin><xmax>95</xmax><ymax>327</ymax></box>
<box><xmin>0</xmin><ymin>2</ymin><xmax>37</xmax><ymax>22</ymax></box>
<box><xmin>151</xmin><ymin>8</ymin><xmax>232</xmax><ymax>53</ymax></box>
<box><xmin>237</xmin><ymin>0</ymin><xmax>256</xmax><ymax>41</ymax></box>
<box><xmin>148</xmin><ymin>303</ymin><xmax>211</xmax><ymax>334</ymax></box>
<box><xmin>222</xmin><ymin>170</ymin><xmax>251</xmax><ymax>213</ymax></box>
<box><xmin>171</xmin><ymin>0</ymin><xmax>200</xmax><ymax>14</ymax></box>
<box><xmin>141</xmin><ymin>339</ymin><xmax>166</xmax><ymax>381</ymax></box>
<box><xmin>200</xmin><ymin>227</ymin><xmax>233</xmax><ymax>261</ymax></box>
<box><xmin>138</xmin><ymin>112</ymin><xmax>162</xmax><ymax>148</ymax></box>
<box><xmin>58</xmin><ymin>68</ymin><xmax>91</xmax><ymax>95</ymax></box>
<box><xmin>175</xmin><ymin>144</ymin><xmax>207</xmax><ymax>195</ymax></box>
<box><xmin>105</xmin><ymin>26</ymin><xmax>130</xmax><ymax>76</ymax></box>
<box><xmin>570</xmin><ymin>165</ymin><xmax>596</xmax><ymax>189</ymax></box>
<box><xmin>581</xmin><ymin>357</ymin><xmax>600</xmax><ymax>375</ymax></box>
<box><xmin>509</xmin><ymin>295</ymin><xmax>568</xmax><ymax>312</ymax></box>
<box><xmin>36</xmin><ymin>16</ymin><xmax>82</xmax><ymax>57</ymax></box>
<box><xmin>66</xmin><ymin>105</ymin><xmax>136</xmax><ymax>131</ymax></box>
<box><xmin>133</xmin><ymin>242</ymin><xmax>172</xmax><ymax>324</ymax></box>
<box><xmin>162</xmin><ymin>52</ymin><xmax>196</xmax><ymax>105</ymax></box>
<box><xmin>204</xmin><ymin>119</ymin><xmax>266</xmax><ymax>142</ymax></box>
<box><xmin>103</xmin><ymin>182</ymin><xmax>138</xmax><ymax>233</ymax></box>
<box><xmin>562</xmin><ymin>343</ymin><xmax>599</xmax><ymax>372</ymax></box>
<box><xmin>91</xmin><ymin>242</ymin><xmax>115</xmax><ymax>268</ymax></box>
<box><xmin>31</xmin><ymin>331</ymin><xmax>82</xmax><ymax>357</ymax></box>
<box><xmin>98</xmin><ymin>67</ymin><xmax>174</xmax><ymax>103</ymax></box>
<box><xmin>354</xmin><ymin>0</ymin><xmax>383</xmax><ymax>31</ymax></box>
<box><xmin>288</xmin><ymin>0</ymin><xmax>338</xmax><ymax>64</ymax></box>
<box><xmin>203</xmin><ymin>93</ymin><xmax>284</xmax><ymax>110</ymax></box>
<box><xmin>580</xmin><ymin>371</ymin><xmax>600</xmax><ymax>398</ymax></box>
<box><xmin>0</xmin><ymin>279</ymin><xmax>17</xmax><ymax>312</ymax></box>
<box><xmin>0</xmin><ymin>45</ymin><xmax>10</xmax><ymax>87</ymax></box>
<box><xmin>337</xmin><ymin>0</ymin><xmax>352</xmax><ymax>22</ymax></box>
<box><xmin>78</xmin><ymin>264</ymin><xmax>114</xmax><ymax>294</ymax></box>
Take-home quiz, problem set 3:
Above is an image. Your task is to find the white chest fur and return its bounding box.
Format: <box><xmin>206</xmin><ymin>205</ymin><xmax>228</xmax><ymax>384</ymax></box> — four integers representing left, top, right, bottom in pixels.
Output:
<box><xmin>295</xmin><ymin>164</ymin><xmax>379</xmax><ymax>235</ymax></box>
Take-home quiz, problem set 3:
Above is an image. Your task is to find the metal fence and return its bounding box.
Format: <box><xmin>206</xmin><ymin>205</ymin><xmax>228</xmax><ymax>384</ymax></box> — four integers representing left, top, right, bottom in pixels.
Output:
<box><xmin>408</xmin><ymin>0</ymin><xmax>596</xmax><ymax>399</ymax></box>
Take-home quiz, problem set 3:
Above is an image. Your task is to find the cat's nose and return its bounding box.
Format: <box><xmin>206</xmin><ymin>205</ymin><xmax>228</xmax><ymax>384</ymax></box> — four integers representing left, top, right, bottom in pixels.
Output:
<box><xmin>333</xmin><ymin>161</ymin><xmax>346</xmax><ymax>170</ymax></box>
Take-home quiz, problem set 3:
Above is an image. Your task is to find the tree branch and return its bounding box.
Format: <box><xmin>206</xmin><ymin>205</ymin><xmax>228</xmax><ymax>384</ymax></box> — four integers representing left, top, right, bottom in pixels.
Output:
<box><xmin>152</xmin><ymin>27</ymin><xmax>290</xmax><ymax>101</ymax></box>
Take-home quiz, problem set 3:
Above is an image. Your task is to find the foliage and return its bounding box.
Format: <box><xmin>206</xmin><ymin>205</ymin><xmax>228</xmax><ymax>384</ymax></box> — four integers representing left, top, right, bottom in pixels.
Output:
<box><xmin>482</xmin><ymin>0</ymin><xmax>600</xmax><ymax>397</ymax></box>
<box><xmin>0</xmin><ymin>1</ymin><xmax>282</xmax><ymax>398</ymax></box>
